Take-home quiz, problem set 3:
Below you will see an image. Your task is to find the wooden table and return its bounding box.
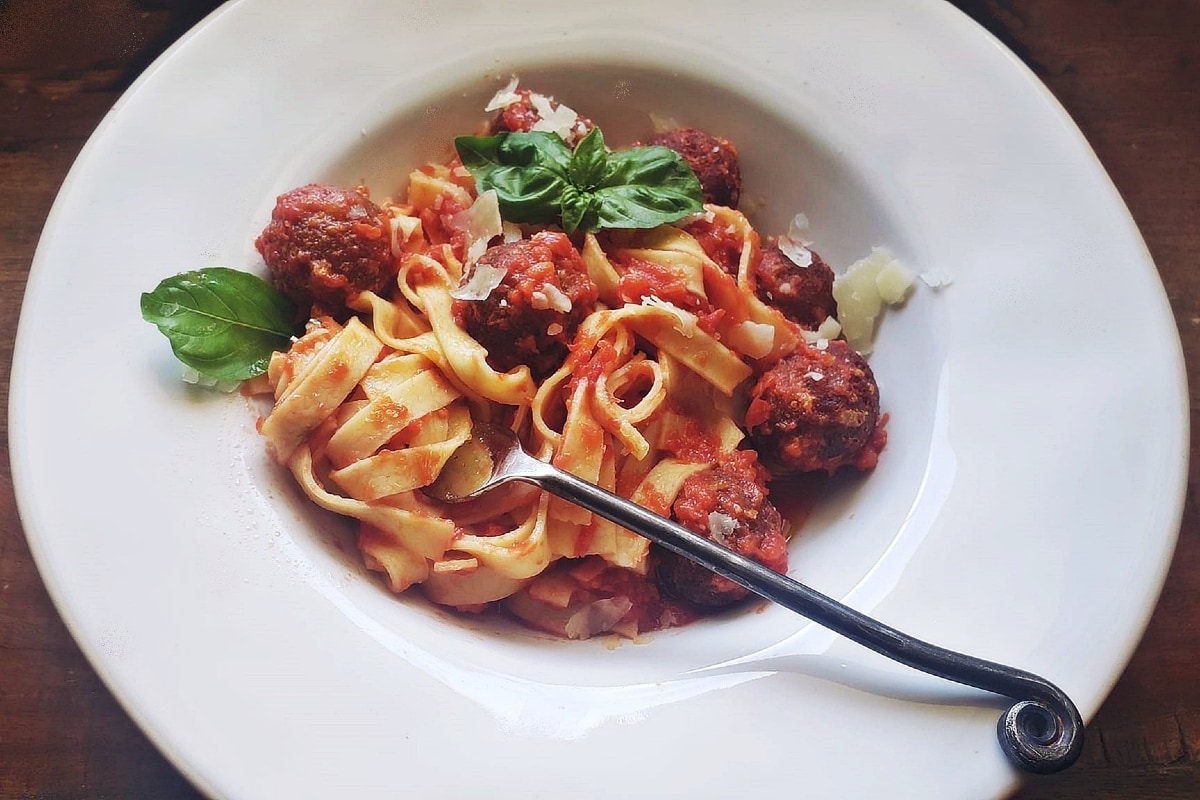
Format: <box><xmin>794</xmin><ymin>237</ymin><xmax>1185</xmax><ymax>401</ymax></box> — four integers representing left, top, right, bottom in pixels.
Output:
<box><xmin>1</xmin><ymin>1</ymin><xmax>1196</xmax><ymax>797</ymax></box>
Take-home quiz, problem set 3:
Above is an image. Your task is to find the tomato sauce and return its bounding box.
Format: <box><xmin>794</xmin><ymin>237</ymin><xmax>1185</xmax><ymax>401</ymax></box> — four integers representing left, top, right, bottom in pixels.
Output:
<box><xmin>616</xmin><ymin>256</ymin><xmax>706</xmax><ymax>312</ymax></box>
<box><xmin>685</xmin><ymin>216</ymin><xmax>744</xmax><ymax>275</ymax></box>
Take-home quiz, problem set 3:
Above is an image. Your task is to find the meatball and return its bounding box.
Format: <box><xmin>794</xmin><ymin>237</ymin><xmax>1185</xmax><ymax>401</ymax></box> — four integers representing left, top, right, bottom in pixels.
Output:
<box><xmin>452</xmin><ymin>231</ymin><xmax>599</xmax><ymax>380</ymax></box>
<box><xmin>648</xmin><ymin>127</ymin><xmax>742</xmax><ymax>208</ymax></box>
<box><xmin>745</xmin><ymin>340</ymin><xmax>883</xmax><ymax>474</ymax></box>
<box><xmin>656</xmin><ymin>450</ymin><xmax>789</xmax><ymax>608</ymax></box>
<box><xmin>255</xmin><ymin>183</ymin><xmax>396</xmax><ymax>317</ymax></box>
<box><xmin>489</xmin><ymin>89</ymin><xmax>594</xmax><ymax>146</ymax></box>
<box><xmin>754</xmin><ymin>242</ymin><xmax>837</xmax><ymax>329</ymax></box>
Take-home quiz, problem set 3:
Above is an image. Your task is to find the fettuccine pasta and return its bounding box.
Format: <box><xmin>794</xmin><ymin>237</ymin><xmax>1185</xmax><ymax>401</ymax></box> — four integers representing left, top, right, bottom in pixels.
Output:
<box><xmin>250</xmin><ymin>83</ymin><xmax>894</xmax><ymax>639</ymax></box>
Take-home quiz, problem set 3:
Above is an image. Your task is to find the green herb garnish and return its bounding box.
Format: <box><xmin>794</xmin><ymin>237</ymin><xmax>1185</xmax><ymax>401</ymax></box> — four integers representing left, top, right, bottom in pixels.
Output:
<box><xmin>454</xmin><ymin>127</ymin><xmax>703</xmax><ymax>234</ymax></box>
<box><xmin>140</xmin><ymin>267</ymin><xmax>299</xmax><ymax>381</ymax></box>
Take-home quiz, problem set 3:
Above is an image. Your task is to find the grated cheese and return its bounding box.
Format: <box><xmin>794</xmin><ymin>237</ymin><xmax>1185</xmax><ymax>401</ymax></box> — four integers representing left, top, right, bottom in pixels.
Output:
<box><xmin>708</xmin><ymin>512</ymin><xmax>739</xmax><ymax>546</ymax></box>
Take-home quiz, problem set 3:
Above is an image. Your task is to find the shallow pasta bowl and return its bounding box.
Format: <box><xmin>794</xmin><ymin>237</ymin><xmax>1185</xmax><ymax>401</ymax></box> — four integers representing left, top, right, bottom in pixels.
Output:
<box><xmin>9</xmin><ymin>1</ymin><xmax>1188</xmax><ymax>799</ymax></box>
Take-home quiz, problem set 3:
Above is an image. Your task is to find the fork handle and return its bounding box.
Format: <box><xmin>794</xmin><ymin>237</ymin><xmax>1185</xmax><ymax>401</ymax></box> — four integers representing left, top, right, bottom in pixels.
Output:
<box><xmin>513</xmin><ymin>458</ymin><xmax>1083</xmax><ymax>774</ymax></box>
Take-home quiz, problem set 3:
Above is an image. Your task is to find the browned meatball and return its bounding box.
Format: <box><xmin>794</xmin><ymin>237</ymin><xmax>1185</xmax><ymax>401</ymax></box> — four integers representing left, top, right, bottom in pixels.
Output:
<box><xmin>648</xmin><ymin>127</ymin><xmax>742</xmax><ymax>208</ymax></box>
<box><xmin>745</xmin><ymin>340</ymin><xmax>883</xmax><ymax>474</ymax></box>
<box><xmin>255</xmin><ymin>183</ymin><xmax>395</xmax><ymax>317</ymax></box>
<box><xmin>452</xmin><ymin>231</ymin><xmax>599</xmax><ymax>380</ymax></box>
<box><xmin>754</xmin><ymin>242</ymin><xmax>837</xmax><ymax>329</ymax></box>
<box><xmin>489</xmin><ymin>89</ymin><xmax>594</xmax><ymax>146</ymax></box>
<box><xmin>656</xmin><ymin>450</ymin><xmax>789</xmax><ymax>608</ymax></box>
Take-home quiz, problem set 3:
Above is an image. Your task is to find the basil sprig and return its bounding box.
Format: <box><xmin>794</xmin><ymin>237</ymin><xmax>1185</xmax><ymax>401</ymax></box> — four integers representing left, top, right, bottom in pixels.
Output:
<box><xmin>454</xmin><ymin>127</ymin><xmax>703</xmax><ymax>234</ymax></box>
<box><xmin>140</xmin><ymin>267</ymin><xmax>299</xmax><ymax>381</ymax></box>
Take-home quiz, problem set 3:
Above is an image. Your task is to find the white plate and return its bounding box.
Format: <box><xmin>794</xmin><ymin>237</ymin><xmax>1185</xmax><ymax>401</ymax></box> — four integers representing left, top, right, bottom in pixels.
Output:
<box><xmin>11</xmin><ymin>1</ymin><xmax>1188</xmax><ymax>797</ymax></box>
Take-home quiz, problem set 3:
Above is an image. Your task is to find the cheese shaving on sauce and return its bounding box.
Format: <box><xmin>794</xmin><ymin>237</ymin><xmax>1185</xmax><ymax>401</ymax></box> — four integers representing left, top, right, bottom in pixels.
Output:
<box><xmin>778</xmin><ymin>212</ymin><xmax>816</xmax><ymax>268</ymax></box>
<box><xmin>799</xmin><ymin>316</ymin><xmax>843</xmax><ymax>345</ymax></box>
<box><xmin>501</xmin><ymin>221</ymin><xmax>523</xmax><ymax>243</ymax></box>
<box><xmin>564</xmin><ymin>597</ymin><xmax>634</xmax><ymax>640</ymax></box>
<box><xmin>649</xmin><ymin>111</ymin><xmax>681</xmax><ymax>134</ymax></box>
<box><xmin>707</xmin><ymin>511</ymin><xmax>738</xmax><ymax>546</ymax></box>
<box><xmin>528</xmin><ymin>93</ymin><xmax>587</xmax><ymax>141</ymax></box>
<box><xmin>448</xmin><ymin>189</ymin><xmax>503</xmax><ymax>270</ymax></box>
<box><xmin>451</xmin><ymin>262</ymin><xmax>508</xmax><ymax>301</ymax></box>
<box><xmin>485</xmin><ymin>77</ymin><xmax>587</xmax><ymax>144</ymax></box>
<box><xmin>484</xmin><ymin>76</ymin><xmax>521</xmax><ymax>112</ymax></box>
<box><xmin>389</xmin><ymin>215</ymin><xmax>422</xmax><ymax>257</ymax></box>
<box><xmin>779</xmin><ymin>239</ymin><xmax>814</xmax><ymax>268</ymax></box>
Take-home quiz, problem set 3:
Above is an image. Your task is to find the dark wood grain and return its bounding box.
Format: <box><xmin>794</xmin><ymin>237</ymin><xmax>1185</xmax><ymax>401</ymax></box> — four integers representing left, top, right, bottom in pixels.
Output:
<box><xmin>1</xmin><ymin>1</ymin><xmax>1196</xmax><ymax>797</ymax></box>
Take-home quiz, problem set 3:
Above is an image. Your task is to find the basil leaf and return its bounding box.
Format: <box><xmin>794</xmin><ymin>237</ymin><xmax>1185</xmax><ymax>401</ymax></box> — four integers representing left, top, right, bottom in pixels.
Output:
<box><xmin>591</xmin><ymin>145</ymin><xmax>704</xmax><ymax>229</ymax></box>
<box><xmin>560</xmin><ymin>184</ymin><xmax>598</xmax><ymax>235</ymax></box>
<box><xmin>140</xmin><ymin>267</ymin><xmax>298</xmax><ymax>381</ymax></box>
<box><xmin>568</xmin><ymin>127</ymin><xmax>608</xmax><ymax>189</ymax></box>
<box><xmin>455</xmin><ymin>132</ymin><xmax>571</xmax><ymax>224</ymax></box>
<box><xmin>454</xmin><ymin>127</ymin><xmax>704</xmax><ymax>234</ymax></box>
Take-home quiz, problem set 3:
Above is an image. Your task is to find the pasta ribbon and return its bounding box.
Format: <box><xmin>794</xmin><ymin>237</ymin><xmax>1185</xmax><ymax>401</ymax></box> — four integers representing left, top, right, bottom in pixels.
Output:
<box><xmin>350</xmin><ymin>289</ymin><xmax>430</xmax><ymax>343</ymax></box>
<box><xmin>260</xmin><ymin>316</ymin><xmax>384</xmax><ymax>463</ymax></box>
<box><xmin>399</xmin><ymin>253</ymin><xmax>536</xmax><ymax>406</ymax></box>
<box><xmin>581</xmin><ymin>232</ymin><xmax>621</xmax><ymax>305</ymax></box>
<box><xmin>452</xmin><ymin>492</ymin><xmax>553</xmax><ymax>580</ymax></box>
<box><xmin>325</xmin><ymin>359</ymin><xmax>459</xmax><ymax>467</ymax></box>
<box><xmin>624</xmin><ymin>301</ymin><xmax>752</xmax><ymax>395</ymax></box>
<box><xmin>614</xmin><ymin>226</ymin><xmax>710</xmax><ymax>302</ymax></box>
<box><xmin>289</xmin><ymin>444</ymin><xmax>458</xmax><ymax>591</ymax></box>
<box><xmin>705</xmin><ymin>206</ymin><xmax>800</xmax><ymax>362</ymax></box>
<box><xmin>330</xmin><ymin>403</ymin><xmax>472</xmax><ymax>500</ymax></box>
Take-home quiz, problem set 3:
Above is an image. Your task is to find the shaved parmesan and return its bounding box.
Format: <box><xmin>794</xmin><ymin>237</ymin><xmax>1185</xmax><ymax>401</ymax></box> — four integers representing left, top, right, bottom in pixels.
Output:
<box><xmin>877</xmin><ymin>260</ymin><xmax>917</xmax><ymax>304</ymax></box>
<box><xmin>564</xmin><ymin>597</ymin><xmax>634</xmax><ymax>640</ymax></box>
<box><xmin>448</xmin><ymin>189</ymin><xmax>502</xmax><ymax>269</ymax></box>
<box><xmin>778</xmin><ymin>212</ymin><xmax>816</xmax><ymax>267</ymax></box>
<box><xmin>528</xmin><ymin>92</ymin><xmax>587</xmax><ymax>143</ymax></box>
<box><xmin>799</xmin><ymin>316</ymin><xmax>843</xmax><ymax>345</ymax></box>
<box><xmin>451</xmin><ymin>262</ymin><xmax>507</xmax><ymax>301</ymax></box>
<box><xmin>501</xmin><ymin>221</ymin><xmax>523</xmax><ymax>243</ymax></box>
<box><xmin>181</xmin><ymin>366</ymin><xmax>240</xmax><ymax>393</ymax></box>
<box><xmin>649</xmin><ymin>111</ymin><xmax>681</xmax><ymax>134</ymax></box>
<box><xmin>707</xmin><ymin>511</ymin><xmax>739</xmax><ymax>546</ymax></box>
<box><xmin>778</xmin><ymin>238</ymin><xmax>814</xmax><ymax>268</ymax></box>
<box><xmin>484</xmin><ymin>76</ymin><xmax>521</xmax><ymax>112</ymax></box>
<box><xmin>920</xmin><ymin>268</ymin><xmax>953</xmax><ymax>289</ymax></box>
<box><xmin>388</xmin><ymin>214</ymin><xmax>422</xmax><ymax>256</ymax></box>
<box><xmin>832</xmin><ymin>247</ymin><xmax>914</xmax><ymax>354</ymax></box>
<box><xmin>786</xmin><ymin>212</ymin><xmax>815</xmax><ymax>246</ymax></box>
